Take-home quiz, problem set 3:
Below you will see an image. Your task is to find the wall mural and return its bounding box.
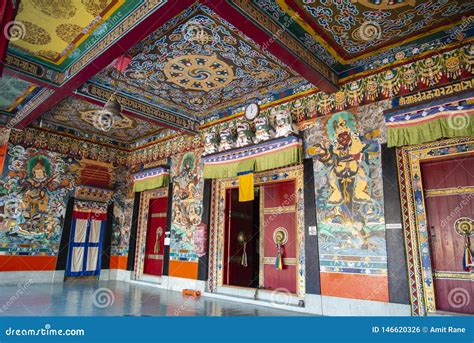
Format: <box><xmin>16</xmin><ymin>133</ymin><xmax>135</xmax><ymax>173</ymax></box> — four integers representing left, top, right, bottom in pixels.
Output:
<box><xmin>169</xmin><ymin>149</ymin><xmax>204</xmax><ymax>262</ymax></box>
<box><xmin>0</xmin><ymin>145</ymin><xmax>79</xmax><ymax>255</ymax></box>
<box><xmin>111</xmin><ymin>198</ymin><xmax>133</xmax><ymax>256</ymax></box>
<box><xmin>305</xmin><ymin>110</ymin><xmax>387</xmax><ymax>276</ymax></box>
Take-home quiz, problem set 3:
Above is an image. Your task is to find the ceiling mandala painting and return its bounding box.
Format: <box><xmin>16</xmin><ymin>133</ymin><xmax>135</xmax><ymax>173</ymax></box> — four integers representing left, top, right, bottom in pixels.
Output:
<box><xmin>39</xmin><ymin>97</ymin><xmax>166</xmax><ymax>147</ymax></box>
<box><xmin>89</xmin><ymin>4</ymin><xmax>308</xmax><ymax>120</ymax></box>
<box><xmin>1</xmin><ymin>0</ymin><xmax>472</xmax><ymax>147</ymax></box>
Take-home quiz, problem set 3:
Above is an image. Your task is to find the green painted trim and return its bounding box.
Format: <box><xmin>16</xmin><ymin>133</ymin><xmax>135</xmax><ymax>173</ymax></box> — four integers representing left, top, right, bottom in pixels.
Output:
<box><xmin>203</xmin><ymin>145</ymin><xmax>302</xmax><ymax>179</ymax></box>
<box><xmin>387</xmin><ymin>114</ymin><xmax>474</xmax><ymax>147</ymax></box>
<box><xmin>133</xmin><ymin>174</ymin><xmax>170</xmax><ymax>193</ymax></box>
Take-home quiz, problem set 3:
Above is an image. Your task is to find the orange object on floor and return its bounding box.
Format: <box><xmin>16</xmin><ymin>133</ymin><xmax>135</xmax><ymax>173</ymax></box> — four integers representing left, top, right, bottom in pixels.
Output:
<box><xmin>182</xmin><ymin>289</ymin><xmax>201</xmax><ymax>297</ymax></box>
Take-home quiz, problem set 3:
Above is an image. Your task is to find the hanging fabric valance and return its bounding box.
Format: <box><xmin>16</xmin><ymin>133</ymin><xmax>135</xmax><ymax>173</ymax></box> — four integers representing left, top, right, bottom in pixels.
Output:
<box><xmin>385</xmin><ymin>99</ymin><xmax>474</xmax><ymax>147</ymax></box>
<box><xmin>203</xmin><ymin>136</ymin><xmax>302</xmax><ymax>179</ymax></box>
<box><xmin>132</xmin><ymin>167</ymin><xmax>170</xmax><ymax>192</ymax></box>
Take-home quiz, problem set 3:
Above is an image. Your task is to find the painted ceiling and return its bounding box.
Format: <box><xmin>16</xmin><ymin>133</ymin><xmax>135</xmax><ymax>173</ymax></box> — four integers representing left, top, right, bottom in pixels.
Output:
<box><xmin>9</xmin><ymin>0</ymin><xmax>142</xmax><ymax>72</ymax></box>
<box><xmin>1</xmin><ymin>0</ymin><xmax>473</xmax><ymax>146</ymax></box>
<box><xmin>234</xmin><ymin>0</ymin><xmax>474</xmax><ymax>74</ymax></box>
<box><xmin>39</xmin><ymin>96</ymin><xmax>169</xmax><ymax>148</ymax></box>
<box><xmin>88</xmin><ymin>4</ymin><xmax>308</xmax><ymax>120</ymax></box>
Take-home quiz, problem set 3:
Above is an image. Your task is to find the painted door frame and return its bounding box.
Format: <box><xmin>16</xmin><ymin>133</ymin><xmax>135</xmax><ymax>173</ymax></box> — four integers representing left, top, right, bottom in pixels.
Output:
<box><xmin>397</xmin><ymin>137</ymin><xmax>474</xmax><ymax>315</ymax></box>
<box><xmin>132</xmin><ymin>187</ymin><xmax>168</xmax><ymax>280</ymax></box>
<box><xmin>208</xmin><ymin>165</ymin><xmax>306</xmax><ymax>297</ymax></box>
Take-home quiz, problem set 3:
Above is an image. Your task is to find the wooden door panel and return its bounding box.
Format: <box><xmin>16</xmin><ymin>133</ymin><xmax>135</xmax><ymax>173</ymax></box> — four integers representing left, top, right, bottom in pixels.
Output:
<box><xmin>262</xmin><ymin>181</ymin><xmax>297</xmax><ymax>294</ymax></box>
<box><xmin>143</xmin><ymin>196</ymin><xmax>168</xmax><ymax>276</ymax></box>
<box><xmin>422</xmin><ymin>155</ymin><xmax>473</xmax><ymax>314</ymax></box>
<box><xmin>225</xmin><ymin>189</ymin><xmax>258</xmax><ymax>287</ymax></box>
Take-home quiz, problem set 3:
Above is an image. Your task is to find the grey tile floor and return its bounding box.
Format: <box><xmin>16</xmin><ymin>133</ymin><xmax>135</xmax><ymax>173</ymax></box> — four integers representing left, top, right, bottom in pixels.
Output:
<box><xmin>0</xmin><ymin>280</ymin><xmax>307</xmax><ymax>316</ymax></box>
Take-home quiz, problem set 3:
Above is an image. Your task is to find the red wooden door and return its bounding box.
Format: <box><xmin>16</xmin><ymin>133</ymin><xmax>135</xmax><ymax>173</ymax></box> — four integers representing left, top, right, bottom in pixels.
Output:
<box><xmin>143</xmin><ymin>196</ymin><xmax>168</xmax><ymax>276</ymax></box>
<box><xmin>261</xmin><ymin>181</ymin><xmax>297</xmax><ymax>293</ymax></box>
<box><xmin>224</xmin><ymin>189</ymin><xmax>259</xmax><ymax>287</ymax></box>
<box><xmin>421</xmin><ymin>155</ymin><xmax>474</xmax><ymax>314</ymax></box>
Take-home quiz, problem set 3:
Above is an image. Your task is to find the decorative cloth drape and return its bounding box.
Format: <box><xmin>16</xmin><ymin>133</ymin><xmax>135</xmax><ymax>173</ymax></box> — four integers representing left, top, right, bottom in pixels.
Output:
<box><xmin>132</xmin><ymin>167</ymin><xmax>170</xmax><ymax>192</ymax></box>
<box><xmin>203</xmin><ymin>136</ymin><xmax>302</xmax><ymax>179</ymax></box>
<box><xmin>66</xmin><ymin>201</ymin><xmax>107</xmax><ymax>277</ymax></box>
<box><xmin>385</xmin><ymin>99</ymin><xmax>474</xmax><ymax>147</ymax></box>
<box><xmin>238</xmin><ymin>171</ymin><xmax>254</xmax><ymax>202</ymax></box>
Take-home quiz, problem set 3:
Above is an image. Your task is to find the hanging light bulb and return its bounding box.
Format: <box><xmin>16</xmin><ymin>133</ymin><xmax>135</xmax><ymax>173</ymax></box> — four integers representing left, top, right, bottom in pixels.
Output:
<box><xmin>95</xmin><ymin>53</ymin><xmax>132</xmax><ymax>132</ymax></box>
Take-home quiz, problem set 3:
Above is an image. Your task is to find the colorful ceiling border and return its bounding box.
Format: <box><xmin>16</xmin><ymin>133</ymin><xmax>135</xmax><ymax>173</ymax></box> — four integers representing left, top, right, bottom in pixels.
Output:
<box><xmin>277</xmin><ymin>0</ymin><xmax>471</xmax><ymax>64</ymax></box>
<box><xmin>8</xmin><ymin>127</ymin><xmax>128</xmax><ymax>166</ymax></box>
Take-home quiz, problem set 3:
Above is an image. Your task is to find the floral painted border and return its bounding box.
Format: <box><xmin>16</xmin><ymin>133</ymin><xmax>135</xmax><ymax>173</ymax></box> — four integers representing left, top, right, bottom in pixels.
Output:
<box><xmin>397</xmin><ymin>137</ymin><xmax>474</xmax><ymax>315</ymax></box>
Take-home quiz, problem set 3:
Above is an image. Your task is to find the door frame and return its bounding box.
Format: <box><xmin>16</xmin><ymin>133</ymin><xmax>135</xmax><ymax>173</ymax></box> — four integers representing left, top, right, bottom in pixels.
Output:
<box><xmin>132</xmin><ymin>187</ymin><xmax>168</xmax><ymax>280</ymax></box>
<box><xmin>208</xmin><ymin>165</ymin><xmax>306</xmax><ymax>297</ymax></box>
<box><xmin>397</xmin><ymin>137</ymin><xmax>474</xmax><ymax>315</ymax></box>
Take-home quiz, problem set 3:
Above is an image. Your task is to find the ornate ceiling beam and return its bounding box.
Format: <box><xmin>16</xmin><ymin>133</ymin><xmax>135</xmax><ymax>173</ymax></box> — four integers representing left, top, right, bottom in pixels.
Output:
<box><xmin>203</xmin><ymin>0</ymin><xmax>338</xmax><ymax>93</ymax></box>
<box><xmin>8</xmin><ymin>0</ymin><xmax>196</xmax><ymax>130</ymax></box>
<box><xmin>75</xmin><ymin>83</ymin><xmax>197</xmax><ymax>134</ymax></box>
<box><xmin>0</xmin><ymin>0</ymin><xmax>15</xmax><ymax>77</ymax></box>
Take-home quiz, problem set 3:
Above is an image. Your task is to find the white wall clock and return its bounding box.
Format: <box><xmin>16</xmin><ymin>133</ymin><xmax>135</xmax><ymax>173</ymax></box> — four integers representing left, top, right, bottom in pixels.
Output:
<box><xmin>245</xmin><ymin>103</ymin><xmax>259</xmax><ymax>121</ymax></box>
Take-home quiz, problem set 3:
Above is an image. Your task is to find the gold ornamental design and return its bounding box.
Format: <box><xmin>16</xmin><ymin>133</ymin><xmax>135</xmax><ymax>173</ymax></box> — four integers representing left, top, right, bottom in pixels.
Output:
<box><xmin>454</xmin><ymin>217</ymin><xmax>473</xmax><ymax>237</ymax></box>
<box><xmin>79</xmin><ymin>109</ymin><xmax>135</xmax><ymax>130</ymax></box>
<box><xmin>164</xmin><ymin>54</ymin><xmax>234</xmax><ymax>92</ymax></box>
<box><xmin>273</xmin><ymin>227</ymin><xmax>289</xmax><ymax>245</ymax></box>
<box><xmin>351</xmin><ymin>0</ymin><xmax>415</xmax><ymax>10</ymax></box>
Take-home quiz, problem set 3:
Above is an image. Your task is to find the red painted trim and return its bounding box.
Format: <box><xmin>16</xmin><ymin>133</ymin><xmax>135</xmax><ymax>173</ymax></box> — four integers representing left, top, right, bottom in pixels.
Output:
<box><xmin>14</xmin><ymin>0</ymin><xmax>197</xmax><ymax>129</ymax></box>
<box><xmin>0</xmin><ymin>255</ymin><xmax>57</xmax><ymax>271</ymax></box>
<box><xmin>110</xmin><ymin>255</ymin><xmax>128</xmax><ymax>270</ymax></box>
<box><xmin>0</xmin><ymin>0</ymin><xmax>15</xmax><ymax>77</ymax></box>
<box><xmin>72</xmin><ymin>211</ymin><xmax>107</xmax><ymax>220</ymax></box>
<box><xmin>203</xmin><ymin>0</ymin><xmax>338</xmax><ymax>93</ymax></box>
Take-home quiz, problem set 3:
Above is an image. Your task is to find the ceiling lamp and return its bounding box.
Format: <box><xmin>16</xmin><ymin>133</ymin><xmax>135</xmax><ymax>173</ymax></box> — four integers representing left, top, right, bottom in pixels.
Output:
<box><xmin>95</xmin><ymin>94</ymin><xmax>122</xmax><ymax>132</ymax></box>
<box><xmin>95</xmin><ymin>54</ymin><xmax>132</xmax><ymax>132</ymax></box>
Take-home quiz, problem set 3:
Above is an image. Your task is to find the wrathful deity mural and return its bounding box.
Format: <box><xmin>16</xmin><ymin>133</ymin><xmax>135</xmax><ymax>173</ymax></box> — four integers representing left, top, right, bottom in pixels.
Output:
<box><xmin>305</xmin><ymin>111</ymin><xmax>387</xmax><ymax>275</ymax></box>
<box><xmin>0</xmin><ymin>145</ymin><xmax>79</xmax><ymax>255</ymax></box>
<box><xmin>170</xmin><ymin>150</ymin><xmax>204</xmax><ymax>262</ymax></box>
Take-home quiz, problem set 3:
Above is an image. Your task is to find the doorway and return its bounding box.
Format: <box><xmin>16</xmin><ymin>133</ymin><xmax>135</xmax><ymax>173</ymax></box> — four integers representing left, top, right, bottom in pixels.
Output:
<box><xmin>421</xmin><ymin>155</ymin><xmax>474</xmax><ymax>314</ymax></box>
<box><xmin>65</xmin><ymin>202</ymin><xmax>107</xmax><ymax>279</ymax></box>
<box><xmin>143</xmin><ymin>195</ymin><xmax>168</xmax><ymax>276</ymax></box>
<box><xmin>222</xmin><ymin>179</ymin><xmax>299</xmax><ymax>294</ymax></box>
<box><xmin>224</xmin><ymin>187</ymin><xmax>260</xmax><ymax>288</ymax></box>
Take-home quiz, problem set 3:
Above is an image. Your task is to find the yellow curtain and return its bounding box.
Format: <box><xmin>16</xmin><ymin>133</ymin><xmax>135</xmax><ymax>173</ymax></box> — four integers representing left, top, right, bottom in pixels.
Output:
<box><xmin>238</xmin><ymin>172</ymin><xmax>254</xmax><ymax>202</ymax></box>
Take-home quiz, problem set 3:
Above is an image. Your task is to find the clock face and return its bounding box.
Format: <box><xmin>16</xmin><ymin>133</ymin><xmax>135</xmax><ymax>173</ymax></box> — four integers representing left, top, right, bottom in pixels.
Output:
<box><xmin>245</xmin><ymin>103</ymin><xmax>259</xmax><ymax>121</ymax></box>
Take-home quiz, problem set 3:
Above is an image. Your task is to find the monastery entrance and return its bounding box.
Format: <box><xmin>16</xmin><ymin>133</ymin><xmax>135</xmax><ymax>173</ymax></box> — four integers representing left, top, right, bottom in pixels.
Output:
<box><xmin>209</xmin><ymin>166</ymin><xmax>305</xmax><ymax>299</ymax></box>
<box><xmin>421</xmin><ymin>155</ymin><xmax>474</xmax><ymax>314</ymax></box>
<box><xmin>223</xmin><ymin>181</ymin><xmax>298</xmax><ymax>293</ymax></box>
<box><xmin>143</xmin><ymin>195</ymin><xmax>168</xmax><ymax>277</ymax></box>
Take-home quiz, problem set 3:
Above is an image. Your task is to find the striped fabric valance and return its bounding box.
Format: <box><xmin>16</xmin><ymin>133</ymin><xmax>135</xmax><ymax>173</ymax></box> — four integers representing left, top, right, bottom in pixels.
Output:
<box><xmin>385</xmin><ymin>99</ymin><xmax>474</xmax><ymax>147</ymax></box>
<box><xmin>203</xmin><ymin>136</ymin><xmax>302</xmax><ymax>179</ymax></box>
<box><xmin>132</xmin><ymin>167</ymin><xmax>170</xmax><ymax>192</ymax></box>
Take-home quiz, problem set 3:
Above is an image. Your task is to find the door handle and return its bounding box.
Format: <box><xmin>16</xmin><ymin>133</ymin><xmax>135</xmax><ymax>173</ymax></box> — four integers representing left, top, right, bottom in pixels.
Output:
<box><xmin>430</xmin><ymin>226</ymin><xmax>436</xmax><ymax>240</ymax></box>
